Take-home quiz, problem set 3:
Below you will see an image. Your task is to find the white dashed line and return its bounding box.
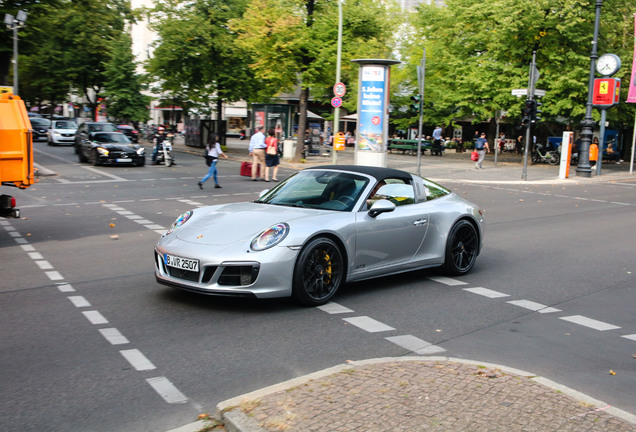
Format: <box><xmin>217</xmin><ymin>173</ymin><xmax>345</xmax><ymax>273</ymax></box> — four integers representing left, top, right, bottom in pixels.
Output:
<box><xmin>343</xmin><ymin>316</ymin><xmax>395</xmax><ymax>333</ymax></box>
<box><xmin>20</xmin><ymin>244</ymin><xmax>35</xmax><ymax>252</ymax></box>
<box><xmin>45</xmin><ymin>271</ymin><xmax>64</xmax><ymax>280</ymax></box>
<box><xmin>82</xmin><ymin>310</ymin><xmax>109</xmax><ymax>325</ymax></box>
<box><xmin>120</xmin><ymin>349</ymin><xmax>156</xmax><ymax>371</ymax></box>
<box><xmin>622</xmin><ymin>334</ymin><xmax>636</xmax><ymax>341</ymax></box>
<box><xmin>317</xmin><ymin>302</ymin><xmax>354</xmax><ymax>314</ymax></box>
<box><xmin>428</xmin><ymin>276</ymin><xmax>467</xmax><ymax>286</ymax></box>
<box><xmin>68</xmin><ymin>296</ymin><xmax>91</xmax><ymax>308</ymax></box>
<box><xmin>36</xmin><ymin>260</ymin><xmax>54</xmax><ymax>270</ymax></box>
<box><xmin>57</xmin><ymin>283</ymin><xmax>75</xmax><ymax>292</ymax></box>
<box><xmin>559</xmin><ymin>315</ymin><xmax>621</xmax><ymax>331</ymax></box>
<box><xmin>463</xmin><ymin>287</ymin><xmax>510</xmax><ymax>298</ymax></box>
<box><xmin>385</xmin><ymin>335</ymin><xmax>446</xmax><ymax>355</ymax></box>
<box><xmin>99</xmin><ymin>328</ymin><xmax>130</xmax><ymax>345</ymax></box>
<box><xmin>27</xmin><ymin>252</ymin><xmax>43</xmax><ymax>260</ymax></box>
<box><xmin>146</xmin><ymin>377</ymin><xmax>188</xmax><ymax>404</ymax></box>
<box><xmin>507</xmin><ymin>300</ymin><xmax>561</xmax><ymax>313</ymax></box>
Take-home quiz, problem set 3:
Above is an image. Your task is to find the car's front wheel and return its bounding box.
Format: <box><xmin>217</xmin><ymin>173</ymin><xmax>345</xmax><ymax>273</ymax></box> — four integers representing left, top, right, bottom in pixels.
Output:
<box><xmin>443</xmin><ymin>220</ymin><xmax>478</xmax><ymax>275</ymax></box>
<box><xmin>92</xmin><ymin>150</ymin><xmax>100</xmax><ymax>166</ymax></box>
<box><xmin>293</xmin><ymin>237</ymin><xmax>344</xmax><ymax>306</ymax></box>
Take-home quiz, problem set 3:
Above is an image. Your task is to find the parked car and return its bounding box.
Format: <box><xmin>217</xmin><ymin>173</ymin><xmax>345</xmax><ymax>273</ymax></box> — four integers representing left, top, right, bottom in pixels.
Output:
<box><xmin>77</xmin><ymin>131</ymin><xmax>145</xmax><ymax>166</ymax></box>
<box><xmin>74</xmin><ymin>122</ymin><xmax>119</xmax><ymax>154</ymax></box>
<box><xmin>27</xmin><ymin>112</ymin><xmax>43</xmax><ymax>118</ymax></box>
<box><xmin>155</xmin><ymin>165</ymin><xmax>484</xmax><ymax>306</ymax></box>
<box><xmin>47</xmin><ymin>119</ymin><xmax>78</xmax><ymax>146</ymax></box>
<box><xmin>117</xmin><ymin>124</ymin><xmax>139</xmax><ymax>143</ymax></box>
<box><xmin>29</xmin><ymin>117</ymin><xmax>51</xmax><ymax>141</ymax></box>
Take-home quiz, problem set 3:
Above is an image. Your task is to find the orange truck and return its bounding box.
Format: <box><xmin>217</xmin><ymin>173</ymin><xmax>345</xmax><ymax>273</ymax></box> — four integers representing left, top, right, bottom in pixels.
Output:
<box><xmin>0</xmin><ymin>92</ymin><xmax>37</xmax><ymax>218</ymax></box>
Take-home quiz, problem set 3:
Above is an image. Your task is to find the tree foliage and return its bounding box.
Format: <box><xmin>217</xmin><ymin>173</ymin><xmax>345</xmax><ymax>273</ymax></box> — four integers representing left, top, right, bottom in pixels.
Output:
<box><xmin>102</xmin><ymin>32</ymin><xmax>151</xmax><ymax>125</ymax></box>
<box><xmin>146</xmin><ymin>0</ymin><xmax>255</xmax><ymax>117</ymax></box>
<box><xmin>403</xmin><ymin>0</ymin><xmax>636</xmax><ymax>131</ymax></box>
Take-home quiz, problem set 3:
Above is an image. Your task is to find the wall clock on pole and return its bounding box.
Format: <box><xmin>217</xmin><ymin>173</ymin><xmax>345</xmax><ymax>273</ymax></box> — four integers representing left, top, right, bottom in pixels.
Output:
<box><xmin>596</xmin><ymin>53</ymin><xmax>621</xmax><ymax>77</ymax></box>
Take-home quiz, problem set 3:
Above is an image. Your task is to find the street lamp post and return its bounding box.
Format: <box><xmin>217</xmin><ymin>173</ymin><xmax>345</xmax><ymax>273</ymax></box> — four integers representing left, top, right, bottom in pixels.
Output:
<box><xmin>4</xmin><ymin>10</ymin><xmax>27</xmax><ymax>95</ymax></box>
<box><xmin>576</xmin><ymin>0</ymin><xmax>603</xmax><ymax>178</ymax></box>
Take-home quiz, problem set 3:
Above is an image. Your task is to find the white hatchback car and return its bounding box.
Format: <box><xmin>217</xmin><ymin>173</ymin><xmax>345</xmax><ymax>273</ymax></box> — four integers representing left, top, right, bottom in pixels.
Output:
<box><xmin>47</xmin><ymin>120</ymin><xmax>78</xmax><ymax>146</ymax></box>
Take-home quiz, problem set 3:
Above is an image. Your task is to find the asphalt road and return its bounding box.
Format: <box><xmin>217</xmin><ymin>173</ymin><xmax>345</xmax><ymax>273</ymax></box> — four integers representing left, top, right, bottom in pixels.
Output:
<box><xmin>1</xmin><ymin>140</ymin><xmax>634</xmax><ymax>431</ymax></box>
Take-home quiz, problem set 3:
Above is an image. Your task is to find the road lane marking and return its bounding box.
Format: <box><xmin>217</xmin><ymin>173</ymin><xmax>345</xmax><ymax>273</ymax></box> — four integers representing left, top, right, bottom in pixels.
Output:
<box><xmin>463</xmin><ymin>287</ymin><xmax>510</xmax><ymax>298</ymax></box>
<box><xmin>45</xmin><ymin>271</ymin><xmax>64</xmax><ymax>280</ymax></box>
<box><xmin>82</xmin><ymin>310</ymin><xmax>109</xmax><ymax>325</ymax></box>
<box><xmin>99</xmin><ymin>328</ymin><xmax>130</xmax><ymax>345</ymax></box>
<box><xmin>428</xmin><ymin>276</ymin><xmax>467</xmax><ymax>286</ymax></box>
<box><xmin>20</xmin><ymin>244</ymin><xmax>36</xmax><ymax>252</ymax></box>
<box><xmin>68</xmin><ymin>296</ymin><xmax>91</xmax><ymax>308</ymax></box>
<box><xmin>317</xmin><ymin>302</ymin><xmax>354</xmax><ymax>314</ymax></box>
<box><xmin>28</xmin><ymin>252</ymin><xmax>44</xmax><ymax>260</ymax></box>
<box><xmin>343</xmin><ymin>316</ymin><xmax>395</xmax><ymax>333</ymax></box>
<box><xmin>120</xmin><ymin>349</ymin><xmax>156</xmax><ymax>371</ymax></box>
<box><xmin>57</xmin><ymin>283</ymin><xmax>75</xmax><ymax>292</ymax></box>
<box><xmin>35</xmin><ymin>260</ymin><xmax>54</xmax><ymax>270</ymax></box>
<box><xmin>146</xmin><ymin>377</ymin><xmax>188</xmax><ymax>404</ymax></box>
<box><xmin>385</xmin><ymin>335</ymin><xmax>446</xmax><ymax>355</ymax></box>
<box><xmin>559</xmin><ymin>315</ymin><xmax>621</xmax><ymax>331</ymax></box>
<box><xmin>622</xmin><ymin>334</ymin><xmax>636</xmax><ymax>341</ymax></box>
<box><xmin>507</xmin><ymin>300</ymin><xmax>561</xmax><ymax>313</ymax></box>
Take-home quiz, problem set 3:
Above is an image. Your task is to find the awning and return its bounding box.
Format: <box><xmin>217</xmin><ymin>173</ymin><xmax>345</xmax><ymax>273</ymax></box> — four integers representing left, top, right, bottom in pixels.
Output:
<box><xmin>341</xmin><ymin>113</ymin><xmax>357</xmax><ymax>121</ymax></box>
<box><xmin>307</xmin><ymin>110</ymin><xmax>324</xmax><ymax>120</ymax></box>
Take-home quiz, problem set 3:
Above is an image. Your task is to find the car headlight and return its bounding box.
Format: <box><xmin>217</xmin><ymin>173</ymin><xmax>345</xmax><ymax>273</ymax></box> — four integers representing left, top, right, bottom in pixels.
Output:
<box><xmin>166</xmin><ymin>210</ymin><xmax>193</xmax><ymax>236</ymax></box>
<box><xmin>250</xmin><ymin>223</ymin><xmax>289</xmax><ymax>251</ymax></box>
<box><xmin>97</xmin><ymin>147</ymin><xmax>109</xmax><ymax>156</ymax></box>
<box><xmin>136</xmin><ymin>147</ymin><xmax>145</xmax><ymax>155</ymax></box>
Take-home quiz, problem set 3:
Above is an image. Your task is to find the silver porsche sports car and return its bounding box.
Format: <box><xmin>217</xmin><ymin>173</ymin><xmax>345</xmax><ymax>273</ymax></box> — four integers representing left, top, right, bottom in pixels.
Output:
<box><xmin>155</xmin><ymin>165</ymin><xmax>484</xmax><ymax>306</ymax></box>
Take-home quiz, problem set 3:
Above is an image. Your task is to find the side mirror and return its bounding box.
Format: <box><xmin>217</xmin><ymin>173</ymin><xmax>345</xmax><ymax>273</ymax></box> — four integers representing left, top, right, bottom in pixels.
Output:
<box><xmin>258</xmin><ymin>189</ymin><xmax>269</xmax><ymax>198</ymax></box>
<box><xmin>368</xmin><ymin>199</ymin><xmax>395</xmax><ymax>218</ymax></box>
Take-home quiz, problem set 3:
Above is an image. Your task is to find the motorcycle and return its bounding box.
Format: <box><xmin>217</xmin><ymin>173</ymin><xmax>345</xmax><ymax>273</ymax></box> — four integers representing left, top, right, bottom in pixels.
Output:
<box><xmin>154</xmin><ymin>139</ymin><xmax>174</xmax><ymax>166</ymax></box>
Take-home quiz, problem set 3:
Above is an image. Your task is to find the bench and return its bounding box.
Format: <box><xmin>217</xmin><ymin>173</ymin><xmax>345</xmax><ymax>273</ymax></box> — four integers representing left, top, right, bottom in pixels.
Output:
<box><xmin>388</xmin><ymin>139</ymin><xmax>431</xmax><ymax>155</ymax></box>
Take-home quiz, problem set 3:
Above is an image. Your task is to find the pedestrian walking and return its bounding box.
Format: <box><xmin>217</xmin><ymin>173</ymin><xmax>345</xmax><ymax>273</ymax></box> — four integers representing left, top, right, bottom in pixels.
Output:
<box><xmin>474</xmin><ymin>132</ymin><xmax>490</xmax><ymax>169</ymax></box>
<box><xmin>264</xmin><ymin>128</ymin><xmax>280</xmax><ymax>182</ymax></box>
<box><xmin>248</xmin><ymin>126</ymin><xmax>266</xmax><ymax>181</ymax></box>
<box><xmin>198</xmin><ymin>134</ymin><xmax>228</xmax><ymax>189</ymax></box>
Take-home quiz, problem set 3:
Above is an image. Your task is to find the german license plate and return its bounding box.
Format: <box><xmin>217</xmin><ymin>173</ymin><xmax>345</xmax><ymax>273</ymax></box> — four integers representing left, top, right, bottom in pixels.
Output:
<box><xmin>164</xmin><ymin>254</ymin><xmax>199</xmax><ymax>272</ymax></box>
<box><xmin>116</xmin><ymin>158</ymin><xmax>132</xmax><ymax>163</ymax></box>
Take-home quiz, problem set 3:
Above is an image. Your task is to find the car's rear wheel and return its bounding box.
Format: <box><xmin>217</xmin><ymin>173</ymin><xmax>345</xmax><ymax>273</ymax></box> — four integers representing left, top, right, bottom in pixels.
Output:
<box><xmin>443</xmin><ymin>220</ymin><xmax>478</xmax><ymax>275</ymax></box>
<box><xmin>293</xmin><ymin>237</ymin><xmax>344</xmax><ymax>306</ymax></box>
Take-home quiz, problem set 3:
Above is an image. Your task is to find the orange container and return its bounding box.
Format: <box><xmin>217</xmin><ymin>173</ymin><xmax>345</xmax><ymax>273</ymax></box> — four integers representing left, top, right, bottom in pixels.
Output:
<box><xmin>0</xmin><ymin>92</ymin><xmax>36</xmax><ymax>188</ymax></box>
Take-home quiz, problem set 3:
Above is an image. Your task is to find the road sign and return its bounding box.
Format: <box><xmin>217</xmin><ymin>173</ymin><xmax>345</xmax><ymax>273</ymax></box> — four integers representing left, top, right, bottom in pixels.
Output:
<box><xmin>331</xmin><ymin>97</ymin><xmax>342</xmax><ymax>108</ymax></box>
<box><xmin>511</xmin><ymin>88</ymin><xmax>545</xmax><ymax>97</ymax></box>
<box><xmin>333</xmin><ymin>82</ymin><xmax>346</xmax><ymax>97</ymax></box>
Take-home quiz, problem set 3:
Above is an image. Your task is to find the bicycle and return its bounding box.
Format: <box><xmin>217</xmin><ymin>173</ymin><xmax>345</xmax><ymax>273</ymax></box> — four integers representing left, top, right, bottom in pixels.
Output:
<box><xmin>531</xmin><ymin>144</ymin><xmax>560</xmax><ymax>165</ymax></box>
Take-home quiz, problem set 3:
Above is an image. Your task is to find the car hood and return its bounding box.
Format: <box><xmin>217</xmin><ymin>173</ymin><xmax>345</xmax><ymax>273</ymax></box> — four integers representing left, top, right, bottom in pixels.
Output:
<box><xmin>173</xmin><ymin>202</ymin><xmax>328</xmax><ymax>246</ymax></box>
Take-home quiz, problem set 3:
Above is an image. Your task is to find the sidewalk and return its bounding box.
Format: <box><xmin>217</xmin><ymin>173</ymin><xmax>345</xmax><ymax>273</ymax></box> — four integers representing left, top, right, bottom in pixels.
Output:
<box><xmin>175</xmin><ymin>137</ymin><xmax>636</xmax><ymax>185</ymax></box>
<box><xmin>167</xmin><ymin>138</ymin><xmax>636</xmax><ymax>432</ymax></box>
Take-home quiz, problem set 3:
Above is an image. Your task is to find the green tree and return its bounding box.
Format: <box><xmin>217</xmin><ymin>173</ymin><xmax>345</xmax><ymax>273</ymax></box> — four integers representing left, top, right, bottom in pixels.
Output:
<box><xmin>146</xmin><ymin>0</ymin><xmax>255</xmax><ymax>124</ymax></box>
<box><xmin>102</xmin><ymin>32</ymin><xmax>151</xmax><ymax>125</ymax></box>
<box><xmin>233</xmin><ymin>0</ymin><xmax>399</xmax><ymax>161</ymax></box>
<box><xmin>403</xmin><ymin>0</ymin><xmax>636</xmax><ymax>131</ymax></box>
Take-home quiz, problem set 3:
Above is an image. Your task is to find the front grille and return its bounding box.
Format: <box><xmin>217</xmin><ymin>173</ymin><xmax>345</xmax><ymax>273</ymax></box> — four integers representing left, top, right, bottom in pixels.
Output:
<box><xmin>167</xmin><ymin>267</ymin><xmax>199</xmax><ymax>281</ymax></box>
<box><xmin>218</xmin><ymin>265</ymin><xmax>260</xmax><ymax>286</ymax></box>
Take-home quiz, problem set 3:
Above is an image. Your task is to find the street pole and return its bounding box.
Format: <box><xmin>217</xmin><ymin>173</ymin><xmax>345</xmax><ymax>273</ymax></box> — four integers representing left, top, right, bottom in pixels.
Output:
<box><xmin>596</xmin><ymin>109</ymin><xmax>607</xmax><ymax>175</ymax></box>
<box><xmin>416</xmin><ymin>49</ymin><xmax>425</xmax><ymax>176</ymax></box>
<box><xmin>522</xmin><ymin>51</ymin><xmax>538</xmax><ymax>181</ymax></box>
<box><xmin>494</xmin><ymin>111</ymin><xmax>500</xmax><ymax>167</ymax></box>
<box><xmin>576</xmin><ymin>0</ymin><xmax>603</xmax><ymax>178</ymax></box>
<box><xmin>12</xmin><ymin>23</ymin><xmax>18</xmax><ymax>94</ymax></box>
<box><xmin>331</xmin><ymin>0</ymin><xmax>343</xmax><ymax>165</ymax></box>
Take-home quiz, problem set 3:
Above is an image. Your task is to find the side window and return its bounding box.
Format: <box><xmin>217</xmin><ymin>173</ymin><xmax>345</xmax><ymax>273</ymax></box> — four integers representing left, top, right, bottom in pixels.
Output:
<box><xmin>367</xmin><ymin>178</ymin><xmax>415</xmax><ymax>207</ymax></box>
<box><xmin>421</xmin><ymin>178</ymin><xmax>450</xmax><ymax>201</ymax></box>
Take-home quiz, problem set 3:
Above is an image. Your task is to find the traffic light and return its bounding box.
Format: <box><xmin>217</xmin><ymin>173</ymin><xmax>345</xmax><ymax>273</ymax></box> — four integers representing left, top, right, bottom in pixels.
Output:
<box><xmin>531</xmin><ymin>100</ymin><xmax>542</xmax><ymax>123</ymax></box>
<box><xmin>522</xmin><ymin>99</ymin><xmax>533</xmax><ymax>126</ymax></box>
<box><xmin>411</xmin><ymin>94</ymin><xmax>421</xmax><ymax>111</ymax></box>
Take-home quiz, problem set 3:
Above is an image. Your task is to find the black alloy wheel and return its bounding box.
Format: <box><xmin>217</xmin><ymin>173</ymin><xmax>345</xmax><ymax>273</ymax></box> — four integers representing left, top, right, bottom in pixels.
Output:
<box><xmin>293</xmin><ymin>237</ymin><xmax>344</xmax><ymax>306</ymax></box>
<box><xmin>443</xmin><ymin>220</ymin><xmax>478</xmax><ymax>275</ymax></box>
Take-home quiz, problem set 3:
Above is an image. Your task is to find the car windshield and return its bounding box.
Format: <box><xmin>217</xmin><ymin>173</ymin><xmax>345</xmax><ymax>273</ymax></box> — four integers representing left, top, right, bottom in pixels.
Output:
<box><xmin>256</xmin><ymin>170</ymin><xmax>369</xmax><ymax>211</ymax></box>
<box><xmin>90</xmin><ymin>123</ymin><xmax>119</xmax><ymax>132</ymax></box>
<box><xmin>30</xmin><ymin>118</ymin><xmax>51</xmax><ymax>127</ymax></box>
<box><xmin>93</xmin><ymin>133</ymin><xmax>131</xmax><ymax>144</ymax></box>
<box><xmin>54</xmin><ymin>121</ymin><xmax>76</xmax><ymax>129</ymax></box>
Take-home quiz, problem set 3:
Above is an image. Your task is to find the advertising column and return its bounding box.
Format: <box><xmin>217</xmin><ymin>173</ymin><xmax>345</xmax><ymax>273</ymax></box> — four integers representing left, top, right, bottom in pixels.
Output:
<box><xmin>352</xmin><ymin>59</ymin><xmax>400</xmax><ymax>167</ymax></box>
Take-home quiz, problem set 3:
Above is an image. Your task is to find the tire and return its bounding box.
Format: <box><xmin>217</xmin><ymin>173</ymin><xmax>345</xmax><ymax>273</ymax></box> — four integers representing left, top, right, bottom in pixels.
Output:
<box><xmin>548</xmin><ymin>152</ymin><xmax>560</xmax><ymax>165</ymax></box>
<box><xmin>292</xmin><ymin>237</ymin><xmax>344</xmax><ymax>306</ymax></box>
<box><xmin>92</xmin><ymin>150</ymin><xmax>100</xmax><ymax>166</ymax></box>
<box><xmin>531</xmin><ymin>151</ymin><xmax>540</xmax><ymax>164</ymax></box>
<box><xmin>78</xmin><ymin>149</ymin><xmax>88</xmax><ymax>163</ymax></box>
<box><xmin>442</xmin><ymin>220</ymin><xmax>479</xmax><ymax>276</ymax></box>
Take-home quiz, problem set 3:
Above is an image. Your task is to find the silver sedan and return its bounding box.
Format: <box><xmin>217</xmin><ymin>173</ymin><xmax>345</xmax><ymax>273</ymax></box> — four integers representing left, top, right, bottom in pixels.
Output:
<box><xmin>154</xmin><ymin>165</ymin><xmax>484</xmax><ymax>306</ymax></box>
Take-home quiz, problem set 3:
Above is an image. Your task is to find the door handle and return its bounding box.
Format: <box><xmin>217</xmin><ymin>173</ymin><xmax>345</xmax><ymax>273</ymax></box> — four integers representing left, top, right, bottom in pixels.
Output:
<box><xmin>413</xmin><ymin>219</ymin><xmax>427</xmax><ymax>226</ymax></box>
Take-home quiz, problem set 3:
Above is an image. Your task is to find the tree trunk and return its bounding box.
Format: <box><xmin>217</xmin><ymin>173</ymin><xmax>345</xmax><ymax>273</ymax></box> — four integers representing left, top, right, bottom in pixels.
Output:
<box><xmin>294</xmin><ymin>86</ymin><xmax>309</xmax><ymax>163</ymax></box>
